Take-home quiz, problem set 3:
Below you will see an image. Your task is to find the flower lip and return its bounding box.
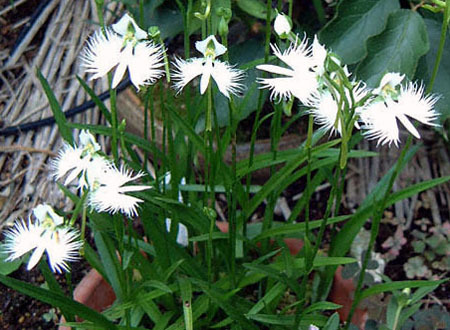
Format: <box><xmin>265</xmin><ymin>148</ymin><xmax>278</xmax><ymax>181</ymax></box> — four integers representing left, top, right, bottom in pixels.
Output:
<box><xmin>112</xmin><ymin>13</ymin><xmax>147</xmax><ymax>40</ymax></box>
<box><xmin>33</xmin><ymin>204</ymin><xmax>64</xmax><ymax>227</ymax></box>
<box><xmin>373</xmin><ymin>72</ymin><xmax>405</xmax><ymax>96</ymax></box>
<box><xmin>195</xmin><ymin>35</ymin><xmax>227</xmax><ymax>58</ymax></box>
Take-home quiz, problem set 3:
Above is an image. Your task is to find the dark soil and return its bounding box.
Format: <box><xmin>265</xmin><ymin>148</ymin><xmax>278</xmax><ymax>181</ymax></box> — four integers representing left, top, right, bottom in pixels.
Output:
<box><xmin>0</xmin><ymin>260</ymin><xmax>89</xmax><ymax>330</ymax></box>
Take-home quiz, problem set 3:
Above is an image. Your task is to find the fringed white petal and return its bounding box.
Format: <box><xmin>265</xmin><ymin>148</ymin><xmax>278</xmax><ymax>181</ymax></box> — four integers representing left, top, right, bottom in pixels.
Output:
<box><xmin>210</xmin><ymin>60</ymin><xmax>246</xmax><ymax>98</ymax></box>
<box><xmin>171</xmin><ymin>57</ymin><xmax>204</xmax><ymax>94</ymax></box>
<box><xmin>80</xmin><ymin>28</ymin><xmax>122</xmax><ymax>80</ymax></box>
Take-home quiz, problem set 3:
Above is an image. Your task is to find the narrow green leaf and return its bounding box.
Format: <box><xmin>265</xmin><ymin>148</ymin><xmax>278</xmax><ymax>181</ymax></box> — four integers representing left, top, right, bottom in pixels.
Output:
<box><xmin>330</xmin><ymin>145</ymin><xmax>418</xmax><ymax>259</ymax></box>
<box><xmin>254</xmin><ymin>215</ymin><xmax>350</xmax><ymax>241</ymax></box>
<box><xmin>66</xmin><ymin>123</ymin><xmax>167</xmax><ymax>163</ymax></box>
<box><xmin>0</xmin><ymin>274</ymin><xmax>117</xmax><ymax>329</ymax></box>
<box><xmin>167</xmin><ymin>106</ymin><xmax>205</xmax><ymax>154</ymax></box>
<box><xmin>76</xmin><ymin>76</ymin><xmax>112</xmax><ymax>123</ymax></box>
<box><xmin>153</xmin><ymin>311</ymin><xmax>176</xmax><ymax>330</ymax></box>
<box><xmin>359</xmin><ymin>279</ymin><xmax>447</xmax><ymax>301</ymax></box>
<box><xmin>36</xmin><ymin>69</ymin><xmax>73</xmax><ymax>144</ymax></box>
<box><xmin>302</xmin><ymin>301</ymin><xmax>342</xmax><ymax>315</ymax></box>
<box><xmin>178</xmin><ymin>277</ymin><xmax>193</xmax><ymax>330</ymax></box>
<box><xmin>94</xmin><ymin>232</ymin><xmax>124</xmax><ymax>300</ymax></box>
<box><xmin>319</xmin><ymin>0</ymin><xmax>400</xmax><ymax>64</ymax></box>
<box><xmin>191</xmin><ymin>279</ymin><xmax>259</xmax><ymax>330</ymax></box>
<box><xmin>245</xmin><ymin>313</ymin><xmax>328</xmax><ymax>326</ymax></box>
<box><xmin>247</xmin><ymin>282</ymin><xmax>286</xmax><ymax>315</ymax></box>
<box><xmin>39</xmin><ymin>261</ymin><xmax>75</xmax><ymax>322</ymax></box>
<box><xmin>387</xmin><ymin>176</ymin><xmax>450</xmax><ymax>206</ymax></box>
<box><xmin>141</xmin><ymin>280</ymin><xmax>173</xmax><ymax>293</ymax></box>
<box><xmin>357</xmin><ymin>9</ymin><xmax>430</xmax><ymax>86</ymax></box>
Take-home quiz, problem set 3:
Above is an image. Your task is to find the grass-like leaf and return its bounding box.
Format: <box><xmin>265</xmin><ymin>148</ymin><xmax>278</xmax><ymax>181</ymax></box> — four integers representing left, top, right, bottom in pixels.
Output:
<box><xmin>358</xmin><ymin>279</ymin><xmax>447</xmax><ymax>301</ymax></box>
<box><xmin>76</xmin><ymin>75</ymin><xmax>112</xmax><ymax>123</ymax></box>
<box><xmin>37</xmin><ymin>68</ymin><xmax>73</xmax><ymax>145</ymax></box>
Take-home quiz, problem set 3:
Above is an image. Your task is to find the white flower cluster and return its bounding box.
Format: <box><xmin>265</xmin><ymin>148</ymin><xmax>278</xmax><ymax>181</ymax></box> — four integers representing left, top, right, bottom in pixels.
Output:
<box><xmin>81</xmin><ymin>14</ymin><xmax>165</xmax><ymax>90</ymax></box>
<box><xmin>257</xmin><ymin>34</ymin><xmax>439</xmax><ymax>146</ymax></box>
<box><xmin>3</xmin><ymin>204</ymin><xmax>82</xmax><ymax>273</ymax></box>
<box><xmin>81</xmin><ymin>15</ymin><xmax>245</xmax><ymax>99</ymax></box>
<box><xmin>81</xmin><ymin>13</ymin><xmax>438</xmax><ymax>147</ymax></box>
<box><xmin>52</xmin><ymin>130</ymin><xmax>150</xmax><ymax>217</ymax></box>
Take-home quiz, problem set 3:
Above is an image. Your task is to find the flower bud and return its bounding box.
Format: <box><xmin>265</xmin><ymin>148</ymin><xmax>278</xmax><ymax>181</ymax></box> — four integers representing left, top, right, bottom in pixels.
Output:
<box><xmin>274</xmin><ymin>13</ymin><xmax>292</xmax><ymax>39</ymax></box>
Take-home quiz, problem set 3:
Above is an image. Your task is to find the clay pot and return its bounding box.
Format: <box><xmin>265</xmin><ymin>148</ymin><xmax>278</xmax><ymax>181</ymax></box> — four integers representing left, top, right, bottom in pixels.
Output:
<box><xmin>58</xmin><ymin>269</ymin><xmax>116</xmax><ymax>330</ymax></box>
<box><xmin>59</xmin><ymin>222</ymin><xmax>367</xmax><ymax>329</ymax></box>
<box><xmin>329</xmin><ymin>266</ymin><xmax>368</xmax><ymax>329</ymax></box>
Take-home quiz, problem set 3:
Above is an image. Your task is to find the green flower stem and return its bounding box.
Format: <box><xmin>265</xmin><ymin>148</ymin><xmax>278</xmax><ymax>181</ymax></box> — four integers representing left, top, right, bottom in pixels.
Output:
<box><xmin>264</xmin><ymin>0</ymin><xmax>272</xmax><ymax>63</ymax></box>
<box><xmin>345</xmin><ymin>136</ymin><xmax>413</xmax><ymax>328</ymax></box>
<box><xmin>94</xmin><ymin>4</ymin><xmax>119</xmax><ymax>162</ymax></box>
<box><xmin>149</xmin><ymin>86</ymin><xmax>160</xmax><ymax>190</ymax></box>
<box><xmin>204</xmin><ymin>83</ymin><xmax>214</xmax><ymax>283</ymax></box>
<box><xmin>80</xmin><ymin>205</ymin><xmax>87</xmax><ymax>256</ymax></box>
<box><xmin>219</xmin><ymin>28</ymin><xmax>237</xmax><ymax>287</ymax></box>
<box><xmin>229</xmin><ymin>103</ymin><xmax>237</xmax><ymax>288</ymax></box>
<box><xmin>94</xmin><ymin>0</ymin><xmax>105</xmax><ymax>33</ymax></box>
<box><xmin>152</xmin><ymin>33</ymin><xmax>171</xmax><ymax>83</ymax></box>
<box><xmin>143</xmin><ymin>87</ymin><xmax>151</xmax><ymax>170</ymax></box>
<box><xmin>109</xmin><ymin>83</ymin><xmax>119</xmax><ymax>163</ymax></box>
<box><xmin>304</xmin><ymin>115</ymin><xmax>314</xmax><ymax>234</ymax></box>
<box><xmin>139</xmin><ymin>0</ymin><xmax>144</xmax><ymax>26</ymax></box>
<box><xmin>427</xmin><ymin>0</ymin><xmax>450</xmax><ymax>92</ymax></box>
<box><xmin>245</xmin><ymin>0</ymin><xmax>273</xmax><ymax>198</ymax></box>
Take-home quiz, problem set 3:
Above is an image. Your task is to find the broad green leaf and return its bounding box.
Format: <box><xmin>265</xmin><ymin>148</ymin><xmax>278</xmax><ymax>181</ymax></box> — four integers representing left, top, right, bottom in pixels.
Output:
<box><xmin>37</xmin><ymin>69</ymin><xmax>73</xmax><ymax>145</ymax></box>
<box><xmin>356</xmin><ymin>9</ymin><xmax>429</xmax><ymax>87</ymax></box>
<box><xmin>323</xmin><ymin>313</ymin><xmax>340</xmax><ymax>330</ymax></box>
<box><xmin>0</xmin><ymin>274</ymin><xmax>117</xmax><ymax>329</ymax></box>
<box><xmin>319</xmin><ymin>0</ymin><xmax>399</xmax><ymax>64</ymax></box>
<box><xmin>416</xmin><ymin>17</ymin><xmax>450</xmax><ymax>126</ymax></box>
<box><xmin>235</xmin><ymin>0</ymin><xmax>274</xmax><ymax>20</ymax></box>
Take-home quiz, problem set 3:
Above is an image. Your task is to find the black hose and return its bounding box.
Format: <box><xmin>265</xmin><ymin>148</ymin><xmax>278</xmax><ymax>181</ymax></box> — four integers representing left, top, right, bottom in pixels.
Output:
<box><xmin>0</xmin><ymin>78</ymin><xmax>130</xmax><ymax>136</ymax></box>
<box><xmin>8</xmin><ymin>0</ymin><xmax>53</xmax><ymax>59</ymax></box>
